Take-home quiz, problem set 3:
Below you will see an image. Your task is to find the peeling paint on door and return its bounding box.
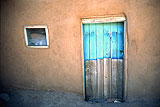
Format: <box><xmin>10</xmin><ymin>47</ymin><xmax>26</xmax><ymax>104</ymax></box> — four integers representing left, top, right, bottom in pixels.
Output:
<box><xmin>83</xmin><ymin>22</ymin><xmax>124</xmax><ymax>102</ymax></box>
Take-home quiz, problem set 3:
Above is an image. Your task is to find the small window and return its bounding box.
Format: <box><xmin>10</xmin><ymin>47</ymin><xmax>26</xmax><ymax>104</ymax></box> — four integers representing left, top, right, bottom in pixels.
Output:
<box><xmin>24</xmin><ymin>25</ymin><xmax>49</xmax><ymax>48</ymax></box>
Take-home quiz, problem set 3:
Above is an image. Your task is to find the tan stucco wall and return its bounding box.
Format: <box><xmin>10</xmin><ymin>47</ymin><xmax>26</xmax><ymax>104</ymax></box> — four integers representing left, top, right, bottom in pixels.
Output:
<box><xmin>0</xmin><ymin>0</ymin><xmax>160</xmax><ymax>101</ymax></box>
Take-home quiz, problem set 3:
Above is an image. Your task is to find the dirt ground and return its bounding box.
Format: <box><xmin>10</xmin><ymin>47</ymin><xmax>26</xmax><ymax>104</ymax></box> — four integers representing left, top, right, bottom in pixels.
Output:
<box><xmin>0</xmin><ymin>89</ymin><xmax>159</xmax><ymax>107</ymax></box>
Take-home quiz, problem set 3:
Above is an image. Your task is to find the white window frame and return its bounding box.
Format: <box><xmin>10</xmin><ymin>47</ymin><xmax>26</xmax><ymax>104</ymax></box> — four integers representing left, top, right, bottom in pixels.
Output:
<box><xmin>24</xmin><ymin>25</ymin><xmax>49</xmax><ymax>48</ymax></box>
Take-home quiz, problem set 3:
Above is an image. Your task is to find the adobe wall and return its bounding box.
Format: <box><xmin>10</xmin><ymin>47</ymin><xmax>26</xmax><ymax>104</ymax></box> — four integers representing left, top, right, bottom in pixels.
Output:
<box><xmin>0</xmin><ymin>0</ymin><xmax>160</xmax><ymax>101</ymax></box>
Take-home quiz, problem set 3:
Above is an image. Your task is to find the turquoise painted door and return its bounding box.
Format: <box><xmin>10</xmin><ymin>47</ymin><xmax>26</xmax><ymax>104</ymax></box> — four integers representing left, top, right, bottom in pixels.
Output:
<box><xmin>83</xmin><ymin>22</ymin><xmax>124</xmax><ymax>102</ymax></box>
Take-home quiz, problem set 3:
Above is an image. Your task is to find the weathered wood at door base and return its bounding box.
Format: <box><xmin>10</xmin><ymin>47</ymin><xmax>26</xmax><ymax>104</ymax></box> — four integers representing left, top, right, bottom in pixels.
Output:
<box><xmin>90</xmin><ymin>60</ymin><xmax>97</xmax><ymax>100</ymax></box>
<box><xmin>85</xmin><ymin>61</ymin><xmax>92</xmax><ymax>100</ymax></box>
<box><xmin>97</xmin><ymin>59</ymin><xmax>104</xmax><ymax>100</ymax></box>
<box><xmin>85</xmin><ymin>60</ymin><xmax>97</xmax><ymax>100</ymax></box>
<box><xmin>111</xmin><ymin>59</ymin><xmax>123</xmax><ymax>99</ymax></box>
<box><xmin>104</xmin><ymin>58</ymin><xmax>111</xmax><ymax>99</ymax></box>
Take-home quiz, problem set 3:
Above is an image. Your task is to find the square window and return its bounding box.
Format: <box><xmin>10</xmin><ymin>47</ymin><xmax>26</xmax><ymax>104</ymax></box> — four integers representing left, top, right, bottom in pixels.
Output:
<box><xmin>24</xmin><ymin>25</ymin><xmax>49</xmax><ymax>48</ymax></box>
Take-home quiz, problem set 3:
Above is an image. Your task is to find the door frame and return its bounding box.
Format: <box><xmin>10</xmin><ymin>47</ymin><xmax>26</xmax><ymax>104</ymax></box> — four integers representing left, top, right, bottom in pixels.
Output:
<box><xmin>81</xmin><ymin>14</ymin><xmax>128</xmax><ymax>101</ymax></box>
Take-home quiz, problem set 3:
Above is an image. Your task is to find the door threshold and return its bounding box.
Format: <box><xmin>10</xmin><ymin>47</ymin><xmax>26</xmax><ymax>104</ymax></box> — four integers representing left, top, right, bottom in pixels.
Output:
<box><xmin>107</xmin><ymin>99</ymin><xmax>123</xmax><ymax>103</ymax></box>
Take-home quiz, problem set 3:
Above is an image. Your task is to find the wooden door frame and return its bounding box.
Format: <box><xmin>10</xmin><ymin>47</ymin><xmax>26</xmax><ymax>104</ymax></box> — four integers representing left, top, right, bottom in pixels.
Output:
<box><xmin>81</xmin><ymin>14</ymin><xmax>128</xmax><ymax>101</ymax></box>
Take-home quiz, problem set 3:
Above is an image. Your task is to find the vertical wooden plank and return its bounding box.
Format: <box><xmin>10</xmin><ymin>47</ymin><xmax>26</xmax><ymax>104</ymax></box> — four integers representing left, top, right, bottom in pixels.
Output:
<box><xmin>90</xmin><ymin>60</ymin><xmax>97</xmax><ymax>100</ymax></box>
<box><xmin>115</xmin><ymin>22</ymin><xmax>124</xmax><ymax>100</ymax></box>
<box><xmin>117</xmin><ymin>59</ymin><xmax>123</xmax><ymax>99</ymax></box>
<box><xmin>117</xmin><ymin>22</ymin><xmax>124</xmax><ymax>59</ymax></box>
<box><xmin>111</xmin><ymin>23</ymin><xmax>118</xmax><ymax>98</ymax></box>
<box><xmin>96</xmin><ymin>24</ymin><xmax>104</xmax><ymax>59</ymax></box>
<box><xmin>89</xmin><ymin>24</ymin><xmax>97</xmax><ymax>100</ymax></box>
<box><xmin>97</xmin><ymin>59</ymin><xmax>104</xmax><ymax>100</ymax></box>
<box><xmin>111</xmin><ymin>59</ymin><xmax>118</xmax><ymax>98</ymax></box>
<box><xmin>109</xmin><ymin>58</ymin><xmax>112</xmax><ymax>99</ymax></box>
<box><xmin>104</xmin><ymin>58</ymin><xmax>111</xmax><ymax>99</ymax></box>
<box><xmin>111</xmin><ymin>22</ymin><xmax>118</xmax><ymax>59</ymax></box>
<box><xmin>96</xmin><ymin>23</ymin><xmax>104</xmax><ymax>100</ymax></box>
<box><xmin>85</xmin><ymin>60</ymin><xmax>92</xmax><ymax>100</ymax></box>
<box><xmin>83</xmin><ymin>24</ymin><xmax>91</xmax><ymax>100</ymax></box>
<box><xmin>85</xmin><ymin>60</ymin><xmax>98</xmax><ymax>101</ymax></box>
<box><xmin>103</xmin><ymin>23</ymin><xmax>111</xmax><ymax>100</ymax></box>
<box><xmin>103</xmin><ymin>23</ymin><xmax>111</xmax><ymax>58</ymax></box>
<box><xmin>90</xmin><ymin>24</ymin><xmax>96</xmax><ymax>60</ymax></box>
<box><xmin>117</xmin><ymin>22</ymin><xmax>124</xmax><ymax>100</ymax></box>
<box><xmin>83</xmin><ymin>24</ymin><xmax>90</xmax><ymax>61</ymax></box>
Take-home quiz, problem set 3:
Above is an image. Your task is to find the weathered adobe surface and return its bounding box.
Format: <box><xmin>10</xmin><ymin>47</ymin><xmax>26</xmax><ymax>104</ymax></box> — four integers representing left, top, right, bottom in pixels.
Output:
<box><xmin>0</xmin><ymin>0</ymin><xmax>160</xmax><ymax>101</ymax></box>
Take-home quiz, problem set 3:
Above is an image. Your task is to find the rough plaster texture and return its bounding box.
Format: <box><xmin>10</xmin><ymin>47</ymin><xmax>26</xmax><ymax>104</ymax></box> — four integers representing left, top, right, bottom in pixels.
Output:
<box><xmin>0</xmin><ymin>0</ymin><xmax>160</xmax><ymax>101</ymax></box>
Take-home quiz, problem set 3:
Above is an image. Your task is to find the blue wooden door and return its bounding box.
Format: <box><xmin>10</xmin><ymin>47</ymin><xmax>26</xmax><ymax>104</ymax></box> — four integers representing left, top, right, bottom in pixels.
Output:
<box><xmin>83</xmin><ymin>22</ymin><xmax>124</xmax><ymax>102</ymax></box>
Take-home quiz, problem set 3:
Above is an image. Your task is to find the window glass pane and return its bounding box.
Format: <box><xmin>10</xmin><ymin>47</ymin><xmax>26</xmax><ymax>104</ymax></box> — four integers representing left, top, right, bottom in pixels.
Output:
<box><xmin>26</xmin><ymin>28</ymin><xmax>47</xmax><ymax>46</ymax></box>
